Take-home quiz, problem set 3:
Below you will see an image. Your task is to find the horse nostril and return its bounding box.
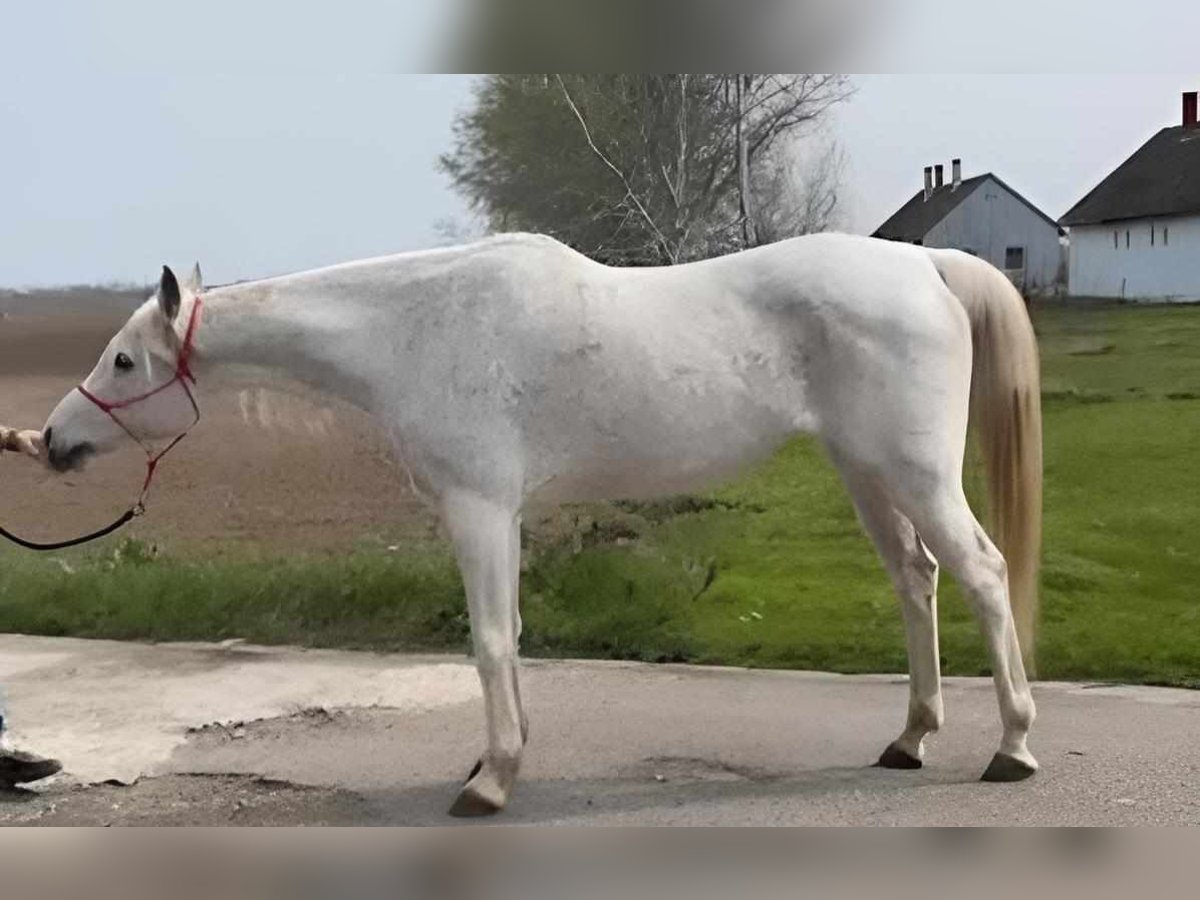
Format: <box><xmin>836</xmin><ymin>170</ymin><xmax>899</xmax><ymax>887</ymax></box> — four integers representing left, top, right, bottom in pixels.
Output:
<box><xmin>43</xmin><ymin>427</ymin><xmax>53</xmax><ymax>449</ymax></box>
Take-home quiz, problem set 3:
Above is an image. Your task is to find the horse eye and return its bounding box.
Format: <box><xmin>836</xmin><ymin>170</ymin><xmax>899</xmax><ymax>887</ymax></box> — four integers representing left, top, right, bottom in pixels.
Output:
<box><xmin>114</xmin><ymin>352</ymin><xmax>134</xmax><ymax>371</ymax></box>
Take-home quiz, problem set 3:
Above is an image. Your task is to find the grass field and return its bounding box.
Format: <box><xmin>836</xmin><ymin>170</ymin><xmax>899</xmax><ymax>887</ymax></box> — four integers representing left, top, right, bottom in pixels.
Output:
<box><xmin>2</xmin><ymin>301</ymin><xmax>1198</xmax><ymax>686</ymax></box>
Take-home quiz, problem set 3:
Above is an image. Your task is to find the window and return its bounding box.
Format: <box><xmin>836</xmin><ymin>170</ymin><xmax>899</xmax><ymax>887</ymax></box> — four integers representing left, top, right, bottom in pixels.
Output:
<box><xmin>1113</xmin><ymin>230</ymin><xmax>1119</xmax><ymax>249</ymax></box>
<box><xmin>1151</xmin><ymin>223</ymin><xmax>1155</xmax><ymax>246</ymax></box>
<box><xmin>1164</xmin><ymin>226</ymin><xmax>1169</xmax><ymax>246</ymax></box>
<box><xmin>1126</xmin><ymin>230</ymin><xmax>1130</xmax><ymax>249</ymax></box>
<box><xmin>1005</xmin><ymin>246</ymin><xmax>1025</xmax><ymax>270</ymax></box>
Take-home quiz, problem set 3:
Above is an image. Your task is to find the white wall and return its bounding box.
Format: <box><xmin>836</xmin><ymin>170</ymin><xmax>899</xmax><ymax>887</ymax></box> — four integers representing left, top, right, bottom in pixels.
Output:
<box><xmin>1067</xmin><ymin>215</ymin><xmax>1200</xmax><ymax>301</ymax></box>
<box><xmin>923</xmin><ymin>176</ymin><xmax>1063</xmax><ymax>292</ymax></box>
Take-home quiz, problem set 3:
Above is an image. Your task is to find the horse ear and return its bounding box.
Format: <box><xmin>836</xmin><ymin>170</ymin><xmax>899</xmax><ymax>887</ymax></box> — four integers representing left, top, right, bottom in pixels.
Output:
<box><xmin>157</xmin><ymin>266</ymin><xmax>181</xmax><ymax>323</ymax></box>
<box><xmin>187</xmin><ymin>262</ymin><xmax>203</xmax><ymax>293</ymax></box>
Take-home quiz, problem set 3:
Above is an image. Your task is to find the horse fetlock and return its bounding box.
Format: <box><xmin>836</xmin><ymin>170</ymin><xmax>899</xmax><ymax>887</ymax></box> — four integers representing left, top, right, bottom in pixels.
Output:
<box><xmin>909</xmin><ymin>696</ymin><xmax>944</xmax><ymax>735</ymax></box>
<box><xmin>897</xmin><ymin>734</ymin><xmax>927</xmax><ymax>760</ymax></box>
<box><xmin>886</xmin><ymin>696</ymin><xmax>942</xmax><ymax>762</ymax></box>
<box><xmin>1004</xmin><ymin>693</ymin><xmax>1036</xmax><ymax>735</ymax></box>
<box><xmin>998</xmin><ymin>727</ymin><xmax>1038</xmax><ymax>764</ymax></box>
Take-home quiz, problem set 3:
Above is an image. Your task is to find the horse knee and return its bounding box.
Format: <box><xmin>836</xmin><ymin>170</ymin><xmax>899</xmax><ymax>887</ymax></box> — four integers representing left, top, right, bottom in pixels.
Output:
<box><xmin>470</xmin><ymin>603</ymin><xmax>518</xmax><ymax>667</ymax></box>
<box><xmin>473</xmin><ymin>635</ymin><xmax>516</xmax><ymax>674</ymax></box>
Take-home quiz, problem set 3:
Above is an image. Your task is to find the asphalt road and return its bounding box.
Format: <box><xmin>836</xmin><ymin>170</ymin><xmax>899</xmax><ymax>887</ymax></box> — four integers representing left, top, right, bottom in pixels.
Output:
<box><xmin>1</xmin><ymin>635</ymin><xmax>1196</xmax><ymax>825</ymax></box>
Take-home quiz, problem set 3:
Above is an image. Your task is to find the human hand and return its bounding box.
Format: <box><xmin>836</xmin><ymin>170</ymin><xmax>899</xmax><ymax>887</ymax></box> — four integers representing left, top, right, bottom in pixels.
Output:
<box><xmin>1</xmin><ymin>428</ymin><xmax>44</xmax><ymax>459</ymax></box>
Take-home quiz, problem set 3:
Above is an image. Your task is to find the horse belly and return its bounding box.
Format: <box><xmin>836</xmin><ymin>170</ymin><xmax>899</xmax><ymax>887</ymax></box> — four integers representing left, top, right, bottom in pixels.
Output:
<box><xmin>525</xmin><ymin>375</ymin><xmax>805</xmax><ymax>503</ymax></box>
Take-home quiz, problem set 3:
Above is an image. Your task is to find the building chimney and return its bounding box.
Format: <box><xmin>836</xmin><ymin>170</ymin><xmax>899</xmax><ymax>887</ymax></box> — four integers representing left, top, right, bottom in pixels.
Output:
<box><xmin>923</xmin><ymin>166</ymin><xmax>933</xmax><ymax>201</ymax></box>
<box><xmin>951</xmin><ymin>158</ymin><xmax>962</xmax><ymax>188</ymax></box>
<box><xmin>934</xmin><ymin>164</ymin><xmax>944</xmax><ymax>189</ymax></box>
<box><xmin>1184</xmin><ymin>91</ymin><xmax>1198</xmax><ymax>128</ymax></box>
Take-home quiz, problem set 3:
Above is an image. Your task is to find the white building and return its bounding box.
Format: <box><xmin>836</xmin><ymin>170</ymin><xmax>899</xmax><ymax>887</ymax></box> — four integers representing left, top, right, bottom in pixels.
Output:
<box><xmin>874</xmin><ymin>159</ymin><xmax>1064</xmax><ymax>294</ymax></box>
<box><xmin>1060</xmin><ymin>91</ymin><xmax>1200</xmax><ymax>302</ymax></box>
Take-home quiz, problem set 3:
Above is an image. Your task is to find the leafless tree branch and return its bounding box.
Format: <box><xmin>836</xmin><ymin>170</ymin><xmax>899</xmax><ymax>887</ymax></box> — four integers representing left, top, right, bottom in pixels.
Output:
<box><xmin>555</xmin><ymin>75</ymin><xmax>677</xmax><ymax>263</ymax></box>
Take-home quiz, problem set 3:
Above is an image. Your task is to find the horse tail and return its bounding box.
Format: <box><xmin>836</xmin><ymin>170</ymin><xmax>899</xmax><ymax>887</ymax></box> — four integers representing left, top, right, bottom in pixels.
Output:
<box><xmin>927</xmin><ymin>249</ymin><xmax>1043</xmax><ymax>668</ymax></box>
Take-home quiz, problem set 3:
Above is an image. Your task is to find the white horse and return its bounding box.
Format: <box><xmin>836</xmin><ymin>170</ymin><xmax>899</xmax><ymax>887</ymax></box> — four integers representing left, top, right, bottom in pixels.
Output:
<box><xmin>42</xmin><ymin>232</ymin><xmax>1042</xmax><ymax>816</ymax></box>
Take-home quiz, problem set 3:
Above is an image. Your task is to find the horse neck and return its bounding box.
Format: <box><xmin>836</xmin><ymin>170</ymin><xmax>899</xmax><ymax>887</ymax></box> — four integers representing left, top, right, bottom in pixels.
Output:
<box><xmin>182</xmin><ymin>248</ymin><xmax>477</xmax><ymax>405</ymax></box>
<box><xmin>186</xmin><ymin>279</ymin><xmax>342</xmax><ymax>385</ymax></box>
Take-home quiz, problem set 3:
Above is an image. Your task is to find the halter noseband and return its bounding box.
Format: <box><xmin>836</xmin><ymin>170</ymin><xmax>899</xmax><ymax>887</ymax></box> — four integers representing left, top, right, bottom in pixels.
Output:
<box><xmin>76</xmin><ymin>297</ymin><xmax>204</xmax><ymax>509</ymax></box>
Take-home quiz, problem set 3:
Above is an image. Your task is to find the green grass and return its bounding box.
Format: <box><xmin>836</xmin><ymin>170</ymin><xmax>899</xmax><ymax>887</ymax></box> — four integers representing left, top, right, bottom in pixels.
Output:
<box><xmin>0</xmin><ymin>539</ymin><xmax>470</xmax><ymax>650</ymax></box>
<box><xmin>3</xmin><ymin>301</ymin><xmax>1199</xmax><ymax>686</ymax></box>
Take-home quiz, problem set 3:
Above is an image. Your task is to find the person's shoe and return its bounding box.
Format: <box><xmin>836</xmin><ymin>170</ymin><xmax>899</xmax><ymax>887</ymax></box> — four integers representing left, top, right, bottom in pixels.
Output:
<box><xmin>0</xmin><ymin>747</ymin><xmax>62</xmax><ymax>787</ymax></box>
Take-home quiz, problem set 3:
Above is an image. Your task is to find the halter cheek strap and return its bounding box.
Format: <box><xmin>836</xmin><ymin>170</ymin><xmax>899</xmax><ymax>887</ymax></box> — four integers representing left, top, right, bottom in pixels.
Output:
<box><xmin>0</xmin><ymin>298</ymin><xmax>203</xmax><ymax>552</ymax></box>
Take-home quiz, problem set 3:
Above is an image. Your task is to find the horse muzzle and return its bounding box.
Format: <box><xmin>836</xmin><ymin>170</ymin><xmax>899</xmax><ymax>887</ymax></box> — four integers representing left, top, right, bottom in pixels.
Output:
<box><xmin>44</xmin><ymin>428</ymin><xmax>96</xmax><ymax>473</ymax></box>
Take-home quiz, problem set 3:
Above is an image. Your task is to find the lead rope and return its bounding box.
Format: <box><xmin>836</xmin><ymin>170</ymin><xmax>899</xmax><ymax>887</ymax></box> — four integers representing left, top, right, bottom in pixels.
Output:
<box><xmin>0</xmin><ymin>298</ymin><xmax>202</xmax><ymax>552</ymax></box>
<box><xmin>0</xmin><ymin>506</ymin><xmax>143</xmax><ymax>552</ymax></box>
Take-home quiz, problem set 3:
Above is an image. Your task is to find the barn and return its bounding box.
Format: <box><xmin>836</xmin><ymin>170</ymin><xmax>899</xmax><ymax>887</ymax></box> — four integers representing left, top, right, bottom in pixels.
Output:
<box><xmin>1059</xmin><ymin>91</ymin><xmax>1200</xmax><ymax>302</ymax></box>
<box><xmin>873</xmin><ymin>159</ymin><xmax>1064</xmax><ymax>295</ymax></box>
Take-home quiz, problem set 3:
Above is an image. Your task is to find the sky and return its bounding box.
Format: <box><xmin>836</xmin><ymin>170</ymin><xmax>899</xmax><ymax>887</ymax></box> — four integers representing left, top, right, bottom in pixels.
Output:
<box><xmin>0</xmin><ymin>2</ymin><xmax>1197</xmax><ymax>286</ymax></box>
<box><xmin>0</xmin><ymin>75</ymin><xmax>477</xmax><ymax>286</ymax></box>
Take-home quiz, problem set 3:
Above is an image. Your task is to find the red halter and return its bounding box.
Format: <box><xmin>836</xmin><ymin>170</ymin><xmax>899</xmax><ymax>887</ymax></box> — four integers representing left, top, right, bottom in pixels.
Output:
<box><xmin>76</xmin><ymin>297</ymin><xmax>204</xmax><ymax>509</ymax></box>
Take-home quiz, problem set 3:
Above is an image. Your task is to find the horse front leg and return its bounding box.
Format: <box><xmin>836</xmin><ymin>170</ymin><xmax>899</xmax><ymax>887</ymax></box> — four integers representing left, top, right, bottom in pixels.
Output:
<box><xmin>443</xmin><ymin>490</ymin><xmax>525</xmax><ymax>817</ymax></box>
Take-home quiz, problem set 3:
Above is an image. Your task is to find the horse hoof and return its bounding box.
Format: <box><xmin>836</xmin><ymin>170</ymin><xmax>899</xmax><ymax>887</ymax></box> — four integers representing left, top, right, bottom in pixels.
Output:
<box><xmin>980</xmin><ymin>752</ymin><xmax>1037</xmax><ymax>783</ymax></box>
<box><xmin>875</xmin><ymin>742</ymin><xmax>922</xmax><ymax>770</ymax></box>
<box><xmin>448</xmin><ymin>784</ymin><xmax>503</xmax><ymax>818</ymax></box>
<box><xmin>449</xmin><ymin>756</ymin><xmax>516</xmax><ymax>817</ymax></box>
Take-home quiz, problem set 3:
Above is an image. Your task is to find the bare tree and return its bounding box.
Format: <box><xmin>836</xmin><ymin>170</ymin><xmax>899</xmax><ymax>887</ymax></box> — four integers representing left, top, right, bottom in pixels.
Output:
<box><xmin>753</xmin><ymin>133</ymin><xmax>847</xmax><ymax>243</ymax></box>
<box><xmin>440</xmin><ymin>74</ymin><xmax>853</xmax><ymax>266</ymax></box>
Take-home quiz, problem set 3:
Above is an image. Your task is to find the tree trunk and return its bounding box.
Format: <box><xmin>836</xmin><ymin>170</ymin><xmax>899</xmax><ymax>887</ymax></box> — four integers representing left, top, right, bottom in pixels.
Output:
<box><xmin>736</xmin><ymin>75</ymin><xmax>757</xmax><ymax>249</ymax></box>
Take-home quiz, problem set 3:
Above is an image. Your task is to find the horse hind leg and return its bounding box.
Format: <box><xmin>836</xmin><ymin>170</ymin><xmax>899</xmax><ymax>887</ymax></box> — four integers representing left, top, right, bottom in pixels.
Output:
<box><xmin>509</xmin><ymin>512</ymin><xmax>529</xmax><ymax>746</ymax></box>
<box><xmin>898</xmin><ymin>483</ymin><xmax>1038</xmax><ymax>781</ymax></box>
<box><xmin>841</xmin><ymin>468</ymin><xmax>944</xmax><ymax>769</ymax></box>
